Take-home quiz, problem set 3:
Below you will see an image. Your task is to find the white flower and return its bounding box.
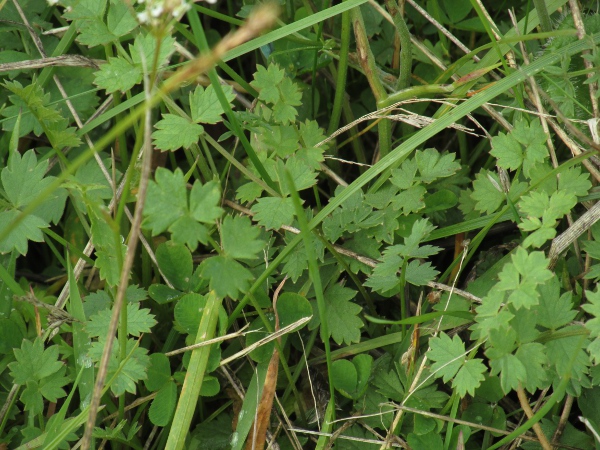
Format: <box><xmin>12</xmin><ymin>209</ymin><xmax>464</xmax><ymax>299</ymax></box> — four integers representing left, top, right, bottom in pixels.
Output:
<box><xmin>137</xmin><ymin>11</ymin><xmax>150</xmax><ymax>24</ymax></box>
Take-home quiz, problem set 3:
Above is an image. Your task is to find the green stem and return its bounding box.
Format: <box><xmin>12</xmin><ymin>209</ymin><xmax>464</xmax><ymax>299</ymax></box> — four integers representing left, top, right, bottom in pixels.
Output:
<box><xmin>384</xmin><ymin>0</ymin><xmax>412</xmax><ymax>90</ymax></box>
<box><xmin>327</xmin><ymin>8</ymin><xmax>351</xmax><ymax>136</ymax></box>
<box><xmin>399</xmin><ymin>259</ymin><xmax>408</xmax><ymax>336</ymax></box>
<box><xmin>532</xmin><ymin>0</ymin><xmax>552</xmax><ymax>33</ymax></box>
<box><xmin>285</xmin><ymin>170</ymin><xmax>336</xmax><ymax>420</ymax></box>
<box><xmin>351</xmin><ymin>7</ymin><xmax>391</xmax><ymax>157</ymax></box>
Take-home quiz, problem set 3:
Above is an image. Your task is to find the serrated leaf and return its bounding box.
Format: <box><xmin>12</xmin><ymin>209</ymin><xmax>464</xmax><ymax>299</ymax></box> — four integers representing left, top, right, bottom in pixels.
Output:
<box><xmin>496</xmin><ymin>247</ymin><xmax>553</xmax><ymax>309</ymax></box>
<box><xmin>415</xmin><ymin>148</ymin><xmax>461</xmax><ymax>183</ymax></box>
<box><xmin>130</xmin><ymin>34</ymin><xmax>175</xmax><ymax>70</ymax></box>
<box><xmin>199</xmin><ymin>256</ymin><xmax>254</xmax><ymax>299</ymax></box>
<box><xmin>404</xmin><ymin>259</ymin><xmax>439</xmax><ymax>286</ymax></box>
<box><xmin>87</xmin><ymin>303</ymin><xmax>156</xmax><ymax>338</ymax></box>
<box><xmin>251</xmin><ymin>197</ymin><xmax>295</xmax><ymax>230</ymax></box>
<box><xmin>536</xmin><ymin>277</ymin><xmax>577</xmax><ymax>329</ymax></box>
<box><xmin>0</xmin><ymin>209</ymin><xmax>47</xmax><ymax>255</ymax></box>
<box><xmin>142</xmin><ymin>168</ymin><xmax>187</xmax><ymax>235</ymax></box>
<box><xmin>453</xmin><ymin>359</ymin><xmax>486</xmax><ymax>397</ymax></box>
<box><xmin>95</xmin><ymin>243</ymin><xmax>126</xmax><ymax>287</ymax></box>
<box><xmin>9</xmin><ymin>338</ymin><xmax>63</xmax><ymax>384</ymax></box>
<box><xmin>489</xmin><ymin>353</ymin><xmax>526</xmax><ymax>394</ymax></box>
<box><xmin>152</xmin><ymin>114</ymin><xmax>204</xmax><ymax>151</ymax></box>
<box><xmin>323</xmin><ymin>284</ymin><xmax>363</xmax><ymax>345</ymax></box>
<box><xmin>94</xmin><ymin>57</ymin><xmax>141</xmax><ymax>93</ymax></box>
<box><xmin>221</xmin><ymin>215</ymin><xmax>265</xmax><ymax>259</ymax></box>
<box><xmin>515</xmin><ymin>343</ymin><xmax>548</xmax><ymax>392</ymax></box>
<box><xmin>190</xmin><ymin>84</ymin><xmax>235</xmax><ymax>124</ymax></box>
<box><xmin>190</xmin><ymin>181</ymin><xmax>223</xmax><ymax>223</ymax></box>
<box><xmin>390</xmin><ymin>185</ymin><xmax>426</xmax><ymax>215</ymax></box>
<box><xmin>88</xmin><ymin>339</ymin><xmax>150</xmax><ymax>396</ymax></box>
<box><xmin>428</xmin><ymin>333</ymin><xmax>469</xmax><ymax>384</ymax></box>
<box><xmin>251</xmin><ymin>64</ymin><xmax>284</xmax><ymax>104</ymax></box>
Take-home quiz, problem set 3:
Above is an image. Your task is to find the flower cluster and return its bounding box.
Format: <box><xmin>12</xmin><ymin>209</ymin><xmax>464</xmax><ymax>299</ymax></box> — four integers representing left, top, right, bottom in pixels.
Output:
<box><xmin>136</xmin><ymin>0</ymin><xmax>195</xmax><ymax>29</ymax></box>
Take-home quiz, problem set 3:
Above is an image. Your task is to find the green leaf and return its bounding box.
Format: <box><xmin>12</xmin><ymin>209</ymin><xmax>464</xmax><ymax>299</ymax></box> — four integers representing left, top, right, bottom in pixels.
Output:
<box><xmin>490</xmin><ymin>119</ymin><xmax>548</xmax><ymax>177</ymax></box>
<box><xmin>489</xmin><ymin>353</ymin><xmax>526</xmax><ymax>394</ymax></box>
<box><xmin>470</xmin><ymin>170</ymin><xmax>504</xmax><ymax>214</ymax></box>
<box><xmin>251</xmin><ymin>197</ymin><xmax>295</xmax><ymax>230</ymax></box>
<box><xmin>331</xmin><ymin>354</ymin><xmax>373</xmax><ymax>399</ymax></box>
<box><xmin>199</xmin><ymin>256</ymin><xmax>254</xmax><ymax>299</ymax></box>
<box><xmin>145</xmin><ymin>353</ymin><xmax>172</xmax><ymax>392</ymax></box>
<box><xmin>404</xmin><ymin>260</ymin><xmax>440</xmax><ymax>286</ymax></box>
<box><xmin>415</xmin><ymin>148</ymin><xmax>461</xmax><ymax>183</ymax></box>
<box><xmin>152</xmin><ymin>114</ymin><xmax>204</xmax><ymax>151</ymax></box>
<box><xmin>9</xmin><ymin>338</ymin><xmax>64</xmax><ymax>384</ymax></box>
<box><xmin>88</xmin><ymin>338</ymin><xmax>150</xmax><ymax>396</ymax></box>
<box><xmin>496</xmin><ymin>247</ymin><xmax>553</xmax><ymax>309</ymax></box>
<box><xmin>221</xmin><ymin>215</ymin><xmax>265</xmax><ymax>259</ymax></box>
<box><xmin>454</xmin><ymin>359</ymin><xmax>487</xmax><ymax>397</ymax></box>
<box><xmin>583</xmin><ymin>289</ymin><xmax>600</xmax><ymax>364</ymax></box>
<box><xmin>156</xmin><ymin>241</ymin><xmax>193</xmax><ymax>291</ymax></box>
<box><xmin>174</xmin><ymin>293</ymin><xmax>207</xmax><ymax>334</ymax></box>
<box><xmin>149</xmin><ymin>381</ymin><xmax>177</xmax><ymax>426</ymax></box>
<box><xmin>86</xmin><ymin>303</ymin><xmax>156</xmax><ymax>338</ymax></box>
<box><xmin>251</xmin><ymin>64</ymin><xmax>284</xmax><ymax>104</ymax></box>
<box><xmin>94</xmin><ymin>57</ymin><xmax>141</xmax><ymax>93</ymax></box>
<box><xmin>190</xmin><ymin>181</ymin><xmax>223</xmax><ymax>223</ymax></box>
<box><xmin>130</xmin><ymin>34</ymin><xmax>175</xmax><ymax>70</ymax></box>
<box><xmin>515</xmin><ymin>342</ymin><xmax>548</xmax><ymax>392</ymax></box>
<box><xmin>428</xmin><ymin>332</ymin><xmax>467</xmax><ymax>383</ymax></box>
<box><xmin>390</xmin><ymin>185</ymin><xmax>426</xmax><ymax>215</ymax></box>
<box><xmin>143</xmin><ymin>168</ymin><xmax>188</xmax><ymax>235</ymax></box>
<box><xmin>95</xmin><ymin>244</ymin><xmax>126</xmax><ymax>287</ymax></box>
<box><xmin>323</xmin><ymin>283</ymin><xmax>363</xmax><ymax>345</ymax></box>
<box><xmin>190</xmin><ymin>84</ymin><xmax>235</xmax><ymax>124</ymax></box>
<box><xmin>0</xmin><ymin>210</ymin><xmax>48</xmax><ymax>255</ymax></box>
<box><xmin>536</xmin><ymin>277</ymin><xmax>576</xmax><ymax>330</ymax></box>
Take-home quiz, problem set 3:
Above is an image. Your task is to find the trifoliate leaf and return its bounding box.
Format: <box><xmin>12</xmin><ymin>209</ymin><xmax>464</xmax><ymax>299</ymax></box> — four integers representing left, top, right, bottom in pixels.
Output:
<box><xmin>236</xmin><ymin>182</ymin><xmax>264</xmax><ymax>203</ymax></box>
<box><xmin>495</xmin><ymin>247</ymin><xmax>552</xmax><ymax>309</ymax></box>
<box><xmin>545</xmin><ymin>326</ymin><xmax>590</xmax><ymax>394</ymax></box>
<box><xmin>454</xmin><ymin>359</ymin><xmax>487</xmax><ymax>397</ymax></box>
<box><xmin>322</xmin><ymin>283</ymin><xmax>363</xmax><ymax>345</ymax></box>
<box><xmin>199</xmin><ymin>256</ymin><xmax>254</xmax><ymax>299</ymax></box>
<box><xmin>152</xmin><ymin>114</ymin><xmax>204</xmax><ymax>151</ymax></box>
<box><xmin>490</xmin><ymin>132</ymin><xmax>522</xmax><ymax>171</ymax></box>
<box><xmin>511</xmin><ymin>119</ymin><xmax>548</xmax><ymax>175</ymax></box>
<box><xmin>190</xmin><ymin>84</ymin><xmax>235</xmax><ymax>124</ymax></box>
<box><xmin>251</xmin><ymin>197</ymin><xmax>295</xmax><ymax>230</ymax></box>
